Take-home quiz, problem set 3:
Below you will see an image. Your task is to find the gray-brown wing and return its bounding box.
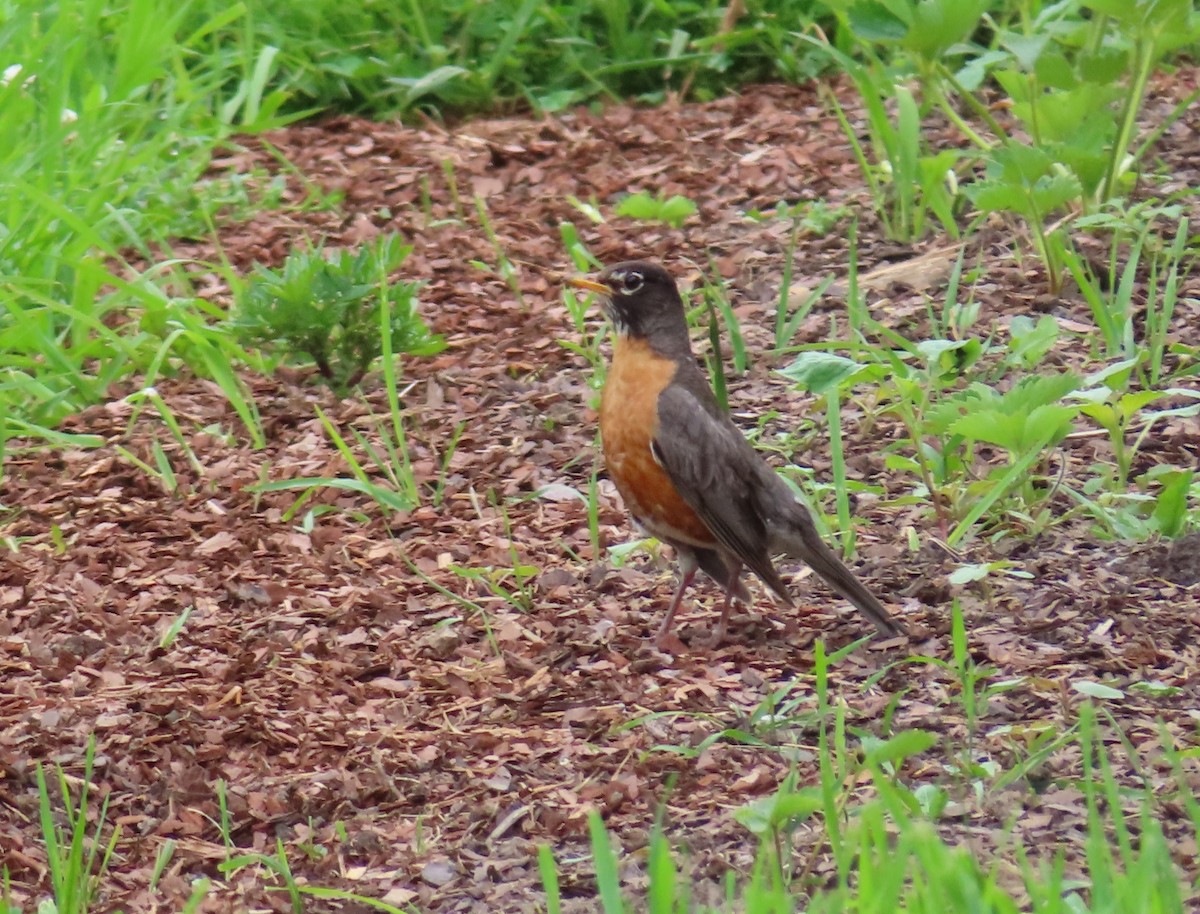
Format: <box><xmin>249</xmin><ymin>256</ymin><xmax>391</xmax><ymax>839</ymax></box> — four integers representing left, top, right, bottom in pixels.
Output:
<box><xmin>651</xmin><ymin>382</ymin><xmax>790</xmax><ymax>601</ymax></box>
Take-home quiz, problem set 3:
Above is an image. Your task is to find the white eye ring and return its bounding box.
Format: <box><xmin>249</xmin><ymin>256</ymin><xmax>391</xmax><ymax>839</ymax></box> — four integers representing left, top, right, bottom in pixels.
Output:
<box><xmin>622</xmin><ymin>271</ymin><xmax>644</xmax><ymax>293</ymax></box>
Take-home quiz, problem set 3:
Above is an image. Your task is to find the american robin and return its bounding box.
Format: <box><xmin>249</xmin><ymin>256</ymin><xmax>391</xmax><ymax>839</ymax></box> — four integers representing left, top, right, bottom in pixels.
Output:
<box><xmin>568</xmin><ymin>260</ymin><xmax>902</xmax><ymax>647</ymax></box>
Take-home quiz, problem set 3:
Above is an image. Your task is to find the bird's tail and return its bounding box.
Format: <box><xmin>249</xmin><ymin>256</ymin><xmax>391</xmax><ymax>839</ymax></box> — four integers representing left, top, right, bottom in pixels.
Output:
<box><xmin>764</xmin><ymin>496</ymin><xmax>902</xmax><ymax>637</ymax></box>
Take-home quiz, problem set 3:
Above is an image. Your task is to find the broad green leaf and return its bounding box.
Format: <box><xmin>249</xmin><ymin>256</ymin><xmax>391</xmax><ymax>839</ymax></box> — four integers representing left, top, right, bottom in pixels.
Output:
<box><xmin>1152</xmin><ymin>469</ymin><xmax>1193</xmax><ymax>538</ymax></box>
<box><xmin>1008</xmin><ymin>314</ymin><xmax>1059</xmax><ymax>368</ymax></box>
<box><xmin>1114</xmin><ymin>389</ymin><xmax>1166</xmax><ymax>421</ymax></box>
<box><xmin>999</xmin><ymin>30</ymin><xmax>1051</xmax><ymax>71</ymax></box>
<box><xmin>734</xmin><ymin>787</ymin><xmax>823</xmax><ymax>835</ymax></box>
<box><xmin>534</xmin><ymin>89</ymin><xmax>581</xmax><ymax>113</ymax></box>
<box><xmin>905</xmin><ymin>0</ymin><xmax>990</xmax><ymax>57</ymax></box>
<box><xmin>1079</xmin><ymin>45</ymin><xmax>1130</xmax><ymax>83</ymax></box>
<box><xmin>657</xmin><ymin>194</ymin><xmax>697</xmax><ymax>228</ymax></box>
<box><xmin>1021</xmin><ymin>404</ymin><xmax>1077</xmax><ymax>448</ymax></box>
<box><xmin>949</xmin><ymin>410</ymin><xmax>1024</xmax><ymax>453</ymax></box>
<box><xmin>1030</xmin><ymin>171</ymin><xmax>1084</xmax><ymax>213</ymax></box>
<box><xmin>848</xmin><ymin>1</ymin><xmax>908</xmax><ymax>41</ymax></box>
<box><xmin>967</xmin><ymin>181</ymin><xmax>1026</xmax><ymax>214</ymax></box>
<box><xmin>777</xmin><ymin>351</ymin><xmax>868</xmax><ymax>393</ymax></box>
<box><xmin>864</xmin><ymin>729</ymin><xmax>938</xmax><ymax>767</ymax></box>
<box><xmin>992</xmin><ymin>68</ymin><xmax>1032</xmax><ymax>106</ymax></box>
<box><xmin>917</xmin><ymin>338</ymin><xmax>982</xmax><ymax>374</ymax></box>
<box><xmin>956</xmin><ymin>48</ymin><xmax>1008</xmax><ymax>91</ymax></box>
<box><xmin>1084</xmin><ymin>358</ymin><xmax>1140</xmax><ymax>391</ymax></box>
<box><xmin>913</xmin><ymin>783</ymin><xmax>949</xmax><ymax>819</ymax></box>
<box><xmin>1072</xmin><ymin>681</ymin><xmax>1124</xmax><ymax>700</ymax></box>
<box><xmin>948</xmin><ymin>563</ymin><xmax>991</xmax><ymax>584</ymax></box>
<box><xmin>1078</xmin><ymin>401</ymin><xmax>1120</xmax><ymax>433</ymax></box>
<box><xmin>1033</xmin><ymin>50</ymin><xmax>1078</xmax><ymax>91</ymax></box>
<box><xmin>951</xmin><ymin>403</ymin><xmax>1075</xmax><ymax>454</ymax></box>
<box><xmin>1006</xmin><ymin>372</ymin><xmax>1083</xmax><ymax>412</ymax></box>
<box><xmin>1039</xmin><ymin>87</ymin><xmax>1120</xmax><ymax>143</ymax></box>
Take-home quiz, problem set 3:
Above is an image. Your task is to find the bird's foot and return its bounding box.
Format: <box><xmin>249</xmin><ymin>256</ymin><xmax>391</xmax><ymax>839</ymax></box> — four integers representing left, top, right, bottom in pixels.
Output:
<box><xmin>653</xmin><ymin>628</ymin><xmax>688</xmax><ymax>654</ymax></box>
<box><xmin>705</xmin><ymin>621</ymin><xmax>729</xmax><ymax>650</ymax></box>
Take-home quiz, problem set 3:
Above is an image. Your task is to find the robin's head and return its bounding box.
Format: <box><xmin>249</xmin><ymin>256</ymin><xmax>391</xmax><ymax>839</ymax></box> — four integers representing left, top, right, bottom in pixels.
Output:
<box><xmin>568</xmin><ymin>260</ymin><xmax>690</xmax><ymax>351</ymax></box>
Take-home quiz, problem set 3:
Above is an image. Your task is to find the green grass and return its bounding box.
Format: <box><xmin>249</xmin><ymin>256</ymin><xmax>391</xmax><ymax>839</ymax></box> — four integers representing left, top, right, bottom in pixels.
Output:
<box><xmin>540</xmin><ymin>649</ymin><xmax>1197</xmax><ymax>914</ymax></box>
<box><xmin>0</xmin><ymin>0</ymin><xmax>291</xmax><ymax>474</ymax></box>
<box><xmin>180</xmin><ymin>0</ymin><xmax>832</xmax><ymax>117</ymax></box>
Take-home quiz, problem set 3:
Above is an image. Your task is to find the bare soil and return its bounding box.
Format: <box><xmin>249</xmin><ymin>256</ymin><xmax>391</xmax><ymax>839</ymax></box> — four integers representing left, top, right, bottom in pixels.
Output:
<box><xmin>3</xmin><ymin>77</ymin><xmax>1200</xmax><ymax>912</ymax></box>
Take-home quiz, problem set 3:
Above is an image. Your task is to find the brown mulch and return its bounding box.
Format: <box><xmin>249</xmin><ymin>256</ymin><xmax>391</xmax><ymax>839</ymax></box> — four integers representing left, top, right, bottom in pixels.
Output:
<box><xmin>2</xmin><ymin>78</ymin><xmax>1200</xmax><ymax>912</ymax></box>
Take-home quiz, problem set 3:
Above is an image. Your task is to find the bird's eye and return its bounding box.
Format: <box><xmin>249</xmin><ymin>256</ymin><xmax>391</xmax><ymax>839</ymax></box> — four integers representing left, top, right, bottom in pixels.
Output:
<box><xmin>622</xmin><ymin>271</ymin><xmax>644</xmax><ymax>293</ymax></box>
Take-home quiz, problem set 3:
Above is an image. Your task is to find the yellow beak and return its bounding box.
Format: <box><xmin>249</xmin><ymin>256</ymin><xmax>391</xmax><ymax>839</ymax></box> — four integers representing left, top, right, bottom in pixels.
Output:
<box><xmin>567</xmin><ymin>276</ymin><xmax>610</xmax><ymax>295</ymax></box>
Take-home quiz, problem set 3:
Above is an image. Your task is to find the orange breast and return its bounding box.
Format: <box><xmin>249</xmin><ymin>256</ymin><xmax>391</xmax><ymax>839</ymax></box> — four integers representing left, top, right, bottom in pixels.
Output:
<box><xmin>599</xmin><ymin>337</ymin><xmax>714</xmax><ymax>548</ymax></box>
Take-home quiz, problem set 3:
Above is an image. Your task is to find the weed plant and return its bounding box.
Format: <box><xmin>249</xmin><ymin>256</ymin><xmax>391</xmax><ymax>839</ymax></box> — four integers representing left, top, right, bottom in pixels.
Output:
<box><xmin>230</xmin><ymin>234</ymin><xmax>444</xmax><ymax>393</ymax></box>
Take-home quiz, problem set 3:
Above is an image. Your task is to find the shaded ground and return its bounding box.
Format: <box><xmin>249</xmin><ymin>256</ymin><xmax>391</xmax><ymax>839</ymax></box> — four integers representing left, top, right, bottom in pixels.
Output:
<box><xmin>3</xmin><ymin>79</ymin><xmax>1200</xmax><ymax>911</ymax></box>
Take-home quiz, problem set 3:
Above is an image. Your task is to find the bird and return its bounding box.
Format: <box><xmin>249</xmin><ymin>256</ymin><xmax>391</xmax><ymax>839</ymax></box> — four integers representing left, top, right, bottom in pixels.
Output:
<box><xmin>568</xmin><ymin>260</ymin><xmax>903</xmax><ymax>647</ymax></box>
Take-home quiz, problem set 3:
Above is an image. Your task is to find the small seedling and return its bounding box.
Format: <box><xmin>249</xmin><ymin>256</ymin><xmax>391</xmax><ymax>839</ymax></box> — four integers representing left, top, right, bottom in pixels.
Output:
<box><xmin>231</xmin><ymin>234</ymin><xmax>443</xmax><ymax>393</ymax></box>
<box><xmin>472</xmin><ymin>194</ymin><xmax>525</xmax><ymax>309</ymax></box>
<box><xmin>615</xmin><ymin>190</ymin><xmax>697</xmax><ymax>228</ymax></box>
<box><xmin>159</xmin><ymin>605</ymin><xmax>194</xmax><ymax>649</ymax></box>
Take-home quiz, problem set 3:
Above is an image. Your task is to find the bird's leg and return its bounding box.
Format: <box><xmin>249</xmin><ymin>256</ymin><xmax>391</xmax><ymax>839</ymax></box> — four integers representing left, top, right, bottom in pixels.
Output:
<box><xmin>710</xmin><ymin>561</ymin><xmax>743</xmax><ymax>647</ymax></box>
<box><xmin>654</xmin><ymin>551</ymin><xmax>698</xmax><ymax>646</ymax></box>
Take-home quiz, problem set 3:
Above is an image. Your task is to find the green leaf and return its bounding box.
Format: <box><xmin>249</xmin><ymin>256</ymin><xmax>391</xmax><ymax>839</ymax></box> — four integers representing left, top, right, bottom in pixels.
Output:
<box><xmin>615</xmin><ymin>191</ymin><xmax>696</xmax><ymax>228</ymax></box>
<box><xmin>864</xmin><ymin>729</ymin><xmax>938</xmax><ymax>768</ymax></box>
<box><xmin>534</xmin><ymin>89</ymin><xmax>582</xmax><ymax>113</ymax></box>
<box><xmin>395</xmin><ymin>65</ymin><xmax>469</xmax><ymax>105</ymax></box>
<box><xmin>948</xmin><ymin>563</ymin><xmax>991</xmax><ymax>585</ymax></box>
<box><xmin>646</xmin><ymin>830</ymin><xmax>678</xmax><ymax>913</ymax></box>
<box><xmin>1030</xmin><ymin>171</ymin><xmax>1084</xmax><ymax>213</ymax></box>
<box><xmin>1033</xmin><ymin>50</ymin><xmax>1078</xmax><ymax>91</ymax></box>
<box><xmin>587</xmin><ymin>812</ymin><xmax>625</xmax><ymax>914</ymax></box>
<box><xmin>950</xmin><ymin>410</ymin><xmax>1025</xmax><ymax>453</ymax></box>
<box><xmin>537</xmin><ymin>846</ymin><xmax>561</xmax><ymax>914</ymax></box>
<box><xmin>917</xmin><ymin>338</ymin><xmax>982</xmax><ymax>375</ymax></box>
<box><xmin>1072</xmin><ymin>681</ymin><xmax>1124</xmax><ymax>700</ymax></box>
<box><xmin>1087</xmin><ymin>358</ymin><xmax>1145</xmax><ymax>391</ymax></box>
<box><xmin>1078</xmin><ymin>401</ymin><xmax>1120</xmax><ymax>433</ymax></box>
<box><xmin>999</xmin><ymin>30</ymin><xmax>1050</xmax><ymax>71</ymax></box>
<box><xmin>848</xmin><ymin>2</ymin><xmax>908</xmax><ymax>41</ymax></box>
<box><xmin>1113</xmin><ymin>389</ymin><xmax>1166</xmax><ymax>421</ymax></box>
<box><xmin>968</xmin><ymin>141</ymin><xmax>1083</xmax><ymax>217</ymax></box>
<box><xmin>1037</xmin><ymin>85</ymin><xmax>1121</xmax><ymax>145</ymax></box>
<box><xmin>1008</xmin><ymin>314</ymin><xmax>1059</xmax><ymax>368</ymax></box>
<box><xmin>734</xmin><ymin>787</ymin><xmax>823</xmax><ymax>836</ymax></box>
<box><xmin>967</xmin><ymin>181</ymin><xmax>1026</xmax><ymax>214</ymax></box>
<box><xmin>777</xmin><ymin>351</ymin><xmax>868</xmax><ymax>393</ymax></box>
<box><xmin>1079</xmin><ymin>46</ymin><xmax>1130</xmax><ymax>83</ymax></box>
<box><xmin>1023</xmin><ymin>404</ymin><xmax>1078</xmax><ymax>448</ymax></box>
<box><xmin>913</xmin><ymin>783</ymin><xmax>949</xmax><ymax>819</ymax></box>
<box><xmin>951</xmin><ymin>403</ymin><xmax>1075</xmax><ymax>454</ymax></box>
<box><xmin>1006</xmin><ymin>372</ymin><xmax>1084</xmax><ymax>412</ymax></box>
<box><xmin>956</xmin><ymin>48</ymin><xmax>1008</xmax><ymax>91</ymax></box>
<box><xmin>905</xmin><ymin>0</ymin><xmax>990</xmax><ymax>57</ymax></box>
<box><xmin>1152</xmin><ymin>469</ymin><xmax>1193</xmax><ymax>538</ymax></box>
<box><xmin>658</xmin><ymin>194</ymin><xmax>697</xmax><ymax>228</ymax></box>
